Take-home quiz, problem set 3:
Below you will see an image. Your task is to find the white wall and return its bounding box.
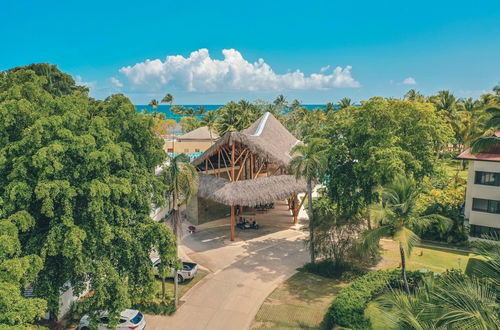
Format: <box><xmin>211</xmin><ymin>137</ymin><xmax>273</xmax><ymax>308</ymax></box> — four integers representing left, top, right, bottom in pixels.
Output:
<box><xmin>464</xmin><ymin>160</ymin><xmax>500</xmax><ymax>229</ymax></box>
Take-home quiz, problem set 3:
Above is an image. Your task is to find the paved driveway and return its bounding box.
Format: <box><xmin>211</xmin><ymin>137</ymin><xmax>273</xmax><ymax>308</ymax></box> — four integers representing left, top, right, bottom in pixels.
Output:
<box><xmin>146</xmin><ymin>201</ymin><xmax>309</xmax><ymax>330</ymax></box>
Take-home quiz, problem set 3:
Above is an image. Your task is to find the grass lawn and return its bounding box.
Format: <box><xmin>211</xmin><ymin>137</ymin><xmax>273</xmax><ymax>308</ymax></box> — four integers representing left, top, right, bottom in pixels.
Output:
<box><xmin>251</xmin><ymin>271</ymin><xmax>345</xmax><ymax>329</ymax></box>
<box><xmin>440</xmin><ymin>158</ymin><xmax>468</xmax><ymax>181</ymax></box>
<box><xmin>378</xmin><ymin>239</ymin><xmax>474</xmax><ymax>273</ymax></box>
<box><xmin>154</xmin><ymin>270</ymin><xmax>207</xmax><ymax>299</ymax></box>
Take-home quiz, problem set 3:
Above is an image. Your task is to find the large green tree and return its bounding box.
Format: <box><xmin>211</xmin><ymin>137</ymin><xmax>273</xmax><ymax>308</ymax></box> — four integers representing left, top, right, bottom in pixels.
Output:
<box><xmin>0</xmin><ymin>64</ymin><xmax>177</xmax><ymax>325</ymax></box>
<box><xmin>321</xmin><ymin>98</ymin><xmax>452</xmax><ymax>213</ymax></box>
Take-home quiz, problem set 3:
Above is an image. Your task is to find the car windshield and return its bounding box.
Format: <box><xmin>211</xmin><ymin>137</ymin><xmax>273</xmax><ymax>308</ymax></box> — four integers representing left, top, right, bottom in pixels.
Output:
<box><xmin>130</xmin><ymin>312</ymin><xmax>143</xmax><ymax>324</ymax></box>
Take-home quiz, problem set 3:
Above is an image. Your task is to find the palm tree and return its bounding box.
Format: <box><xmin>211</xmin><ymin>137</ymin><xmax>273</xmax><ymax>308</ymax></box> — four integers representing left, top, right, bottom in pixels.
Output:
<box><xmin>377</xmin><ymin>239</ymin><xmax>500</xmax><ymax>329</ymax></box>
<box><xmin>288</xmin><ymin>138</ymin><xmax>328</xmax><ymax>263</ymax></box>
<box><xmin>363</xmin><ymin>176</ymin><xmax>451</xmax><ymax>293</ymax></box>
<box><xmin>161</xmin><ymin>154</ymin><xmax>198</xmax><ymax>308</ymax></box>
<box><xmin>216</xmin><ymin>102</ymin><xmax>241</xmax><ymax>134</ymax></box>
<box><xmin>161</xmin><ymin>93</ymin><xmax>174</xmax><ymax>105</ymax></box>
<box><xmin>433</xmin><ymin>90</ymin><xmax>457</xmax><ymax>113</ymax></box>
<box><xmin>324</xmin><ymin>102</ymin><xmax>335</xmax><ymax>114</ymax></box>
<box><xmin>273</xmin><ymin>94</ymin><xmax>288</xmax><ymax>114</ymax></box>
<box><xmin>338</xmin><ymin>97</ymin><xmax>352</xmax><ymax>109</ymax></box>
<box><xmin>185</xmin><ymin>107</ymin><xmax>196</xmax><ymax>117</ymax></box>
<box><xmin>200</xmin><ymin>111</ymin><xmax>218</xmax><ymax>144</ymax></box>
<box><xmin>196</xmin><ymin>105</ymin><xmax>205</xmax><ymax>116</ymax></box>
<box><xmin>404</xmin><ymin>89</ymin><xmax>425</xmax><ymax>102</ymax></box>
<box><xmin>471</xmin><ymin>106</ymin><xmax>500</xmax><ymax>153</ymax></box>
<box><xmin>149</xmin><ymin>99</ymin><xmax>160</xmax><ymax>118</ymax></box>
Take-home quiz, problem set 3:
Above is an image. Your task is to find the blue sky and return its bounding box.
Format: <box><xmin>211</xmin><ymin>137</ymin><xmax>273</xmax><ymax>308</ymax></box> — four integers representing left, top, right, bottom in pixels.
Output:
<box><xmin>1</xmin><ymin>0</ymin><xmax>499</xmax><ymax>104</ymax></box>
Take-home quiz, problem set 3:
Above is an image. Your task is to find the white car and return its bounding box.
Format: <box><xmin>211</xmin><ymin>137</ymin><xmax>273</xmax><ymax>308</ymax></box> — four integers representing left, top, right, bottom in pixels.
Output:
<box><xmin>151</xmin><ymin>257</ymin><xmax>198</xmax><ymax>282</ymax></box>
<box><xmin>79</xmin><ymin>309</ymin><xmax>145</xmax><ymax>330</ymax></box>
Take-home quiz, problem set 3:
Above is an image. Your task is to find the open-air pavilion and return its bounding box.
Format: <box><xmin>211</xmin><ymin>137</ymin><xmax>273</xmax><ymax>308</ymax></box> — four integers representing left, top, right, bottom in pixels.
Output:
<box><xmin>189</xmin><ymin>112</ymin><xmax>308</xmax><ymax>241</ymax></box>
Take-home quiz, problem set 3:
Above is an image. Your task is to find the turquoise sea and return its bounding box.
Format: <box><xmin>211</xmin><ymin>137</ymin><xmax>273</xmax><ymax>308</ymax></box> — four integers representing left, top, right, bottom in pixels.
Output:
<box><xmin>135</xmin><ymin>104</ymin><xmax>327</xmax><ymax>122</ymax></box>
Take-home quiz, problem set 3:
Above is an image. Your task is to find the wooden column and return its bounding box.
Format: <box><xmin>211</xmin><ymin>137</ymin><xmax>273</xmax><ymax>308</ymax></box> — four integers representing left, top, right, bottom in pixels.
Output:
<box><xmin>217</xmin><ymin>150</ymin><xmax>221</xmax><ymax>177</ymax></box>
<box><xmin>231</xmin><ymin>143</ymin><xmax>235</xmax><ymax>181</ymax></box>
<box><xmin>230</xmin><ymin>205</ymin><xmax>235</xmax><ymax>241</ymax></box>
<box><xmin>230</xmin><ymin>143</ymin><xmax>236</xmax><ymax>241</ymax></box>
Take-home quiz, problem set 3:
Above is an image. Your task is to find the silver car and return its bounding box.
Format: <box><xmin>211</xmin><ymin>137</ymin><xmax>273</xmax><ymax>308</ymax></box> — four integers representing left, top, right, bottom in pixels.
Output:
<box><xmin>151</xmin><ymin>257</ymin><xmax>198</xmax><ymax>282</ymax></box>
<box><xmin>79</xmin><ymin>309</ymin><xmax>145</xmax><ymax>330</ymax></box>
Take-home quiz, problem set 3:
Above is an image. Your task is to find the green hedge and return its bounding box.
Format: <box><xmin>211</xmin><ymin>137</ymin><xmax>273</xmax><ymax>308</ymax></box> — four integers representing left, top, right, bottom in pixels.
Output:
<box><xmin>132</xmin><ymin>297</ymin><xmax>175</xmax><ymax>315</ymax></box>
<box><xmin>322</xmin><ymin>269</ymin><xmax>423</xmax><ymax>329</ymax></box>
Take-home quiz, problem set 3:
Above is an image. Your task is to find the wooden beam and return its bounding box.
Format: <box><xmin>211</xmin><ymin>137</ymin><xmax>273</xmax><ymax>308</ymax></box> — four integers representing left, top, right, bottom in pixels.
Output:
<box><xmin>235</xmin><ymin>151</ymin><xmax>250</xmax><ymax>181</ymax></box>
<box><xmin>298</xmin><ymin>195</ymin><xmax>306</xmax><ymax>210</ymax></box>
<box><xmin>207</xmin><ymin>157</ymin><xmax>215</xmax><ymax>173</ymax></box>
<box><xmin>220</xmin><ymin>149</ymin><xmax>232</xmax><ymax>180</ymax></box>
<box><xmin>254</xmin><ymin>162</ymin><xmax>265</xmax><ymax>178</ymax></box>
<box><xmin>217</xmin><ymin>149</ymin><xmax>221</xmax><ymax>177</ymax></box>
<box><xmin>230</xmin><ymin>205</ymin><xmax>236</xmax><ymax>241</ymax></box>
<box><xmin>231</xmin><ymin>143</ymin><xmax>235</xmax><ymax>181</ymax></box>
<box><xmin>234</xmin><ymin>148</ymin><xmax>248</xmax><ymax>166</ymax></box>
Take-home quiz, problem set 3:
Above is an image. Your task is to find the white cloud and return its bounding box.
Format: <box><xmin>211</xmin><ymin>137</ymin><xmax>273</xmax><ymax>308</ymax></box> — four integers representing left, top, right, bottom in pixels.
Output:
<box><xmin>119</xmin><ymin>48</ymin><xmax>360</xmax><ymax>92</ymax></box>
<box><xmin>320</xmin><ymin>65</ymin><xmax>330</xmax><ymax>73</ymax></box>
<box><xmin>110</xmin><ymin>77</ymin><xmax>123</xmax><ymax>88</ymax></box>
<box><xmin>402</xmin><ymin>77</ymin><xmax>417</xmax><ymax>85</ymax></box>
<box><xmin>75</xmin><ymin>75</ymin><xmax>96</xmax><ymax>90</ymax></box>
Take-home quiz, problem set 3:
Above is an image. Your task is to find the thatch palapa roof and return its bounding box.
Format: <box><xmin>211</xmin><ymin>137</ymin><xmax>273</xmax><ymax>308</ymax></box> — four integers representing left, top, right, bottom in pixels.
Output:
<box><xmin>192</xmin><ymin>112</ymin><xmax>300</xmax><ymax>168</ymax></box>
<box><xmin>197</xmin><ymin>174</ymin><xmax>307</xmax><ymax>206</ymax></box>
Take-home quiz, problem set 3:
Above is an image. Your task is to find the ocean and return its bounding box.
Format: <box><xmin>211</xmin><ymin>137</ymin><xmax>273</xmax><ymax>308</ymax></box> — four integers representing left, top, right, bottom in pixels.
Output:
<box><xmin>135</xmin><ymin>104</ymin><xmax>327</xmax><ymax>122</ymax></box>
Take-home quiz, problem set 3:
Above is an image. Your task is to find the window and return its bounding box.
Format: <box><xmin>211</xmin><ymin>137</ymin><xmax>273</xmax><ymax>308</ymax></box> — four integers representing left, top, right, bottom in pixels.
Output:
<box><xmin>475</xmin><ymin>171</ymin><xmax>500</xmax><ymax>186</ymax></box>
<box><xmin>195</xmin><ymin>148</ymin><xmax>200</xmax><ymax>152</ymax></box>
<box><xmin>167</xmin><ymin>148</ymin><xmax>174</xmax><ymax>153</ymax></box>
<box><xmin>470</xmin><ymin>224</ymin><xmax>500</xmax><ymax>239</ymax></box>
<box><xmin>184</xmin><ymin>148</ymin><xmax>189</xmax><ymax>153</ymax></box>
<box><xmin>472</xmin><ymin>198</ymin><xmax>500</xmax><ymax>214</ymax></box>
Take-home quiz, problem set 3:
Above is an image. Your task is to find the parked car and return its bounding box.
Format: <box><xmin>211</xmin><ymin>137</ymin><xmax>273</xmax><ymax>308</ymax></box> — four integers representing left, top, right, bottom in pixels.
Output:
<box><xmin>151</xmin><ymin>257</ymin><xmax>198</xmax><ymax>283</ymax></box>
<box><xmin>79</xmin><ymin>309</ymin><xmax>145</xmax><ymax>330</ymax></box>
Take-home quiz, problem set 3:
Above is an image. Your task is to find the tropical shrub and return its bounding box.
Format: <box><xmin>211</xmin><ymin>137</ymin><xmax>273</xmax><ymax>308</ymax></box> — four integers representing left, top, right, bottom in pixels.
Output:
<box><xmin>303</xmin><ymin>259</ymin><xmax>366</xmax><ymax>280</ymax></box>
<box><xmin>322</xmin><ymin>269</ymin><xmax>423</xmax><ymax>329</ymax></box>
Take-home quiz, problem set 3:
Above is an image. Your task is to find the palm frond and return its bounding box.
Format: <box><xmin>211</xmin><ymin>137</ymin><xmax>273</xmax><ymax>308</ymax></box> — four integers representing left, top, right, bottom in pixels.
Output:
<box><xmin>471</xmin><ymin>136</ymin><xmax>500</xmax><ymax>153</ymax></box>
<box><xmin>361</xmin><ymin>225</ymin><xmax>393</xmax><ymax>253</ymax></box>
<box><xmin>394</xmin><ymin>227</ymin><xmax>420</xmax><ymax>256</ymax></box>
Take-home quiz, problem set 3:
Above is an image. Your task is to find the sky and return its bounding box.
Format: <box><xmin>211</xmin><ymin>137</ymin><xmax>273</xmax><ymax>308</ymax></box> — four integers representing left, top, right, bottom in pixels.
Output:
<box><xmin>1</xmin><ymin>0</ymin><xmax>499</xmax><ymax>104</ymax></box>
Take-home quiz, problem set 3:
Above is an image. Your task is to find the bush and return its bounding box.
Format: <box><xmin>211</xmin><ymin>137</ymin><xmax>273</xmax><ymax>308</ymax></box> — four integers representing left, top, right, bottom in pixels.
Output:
<box><xmin>132</xmin><ymin>297</ymin><xmax>175</xmax><ymax>315</ymax></box>
<box><xmin>303</xmin><ymin>259</ymin><xmax>366</xmax><ymax>280</ymax></box>
<box><xmin>322</xmin><ymin>269</ymin><xmax>423</xmax><ymax>330</ymax></box>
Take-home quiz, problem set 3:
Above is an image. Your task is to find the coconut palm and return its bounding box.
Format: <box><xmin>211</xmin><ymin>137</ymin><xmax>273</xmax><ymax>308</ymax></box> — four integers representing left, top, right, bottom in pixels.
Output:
<box><xmin>377</xmin><ymin>239</ymin><xmax>500</xmax><ymax>329</ymax></box>
<box><xmin>200</xmin><ymin>111</ymin><xmax>218</xmax><ymax>144</ymax></box>
<box><xmin>288</xmin><ymin>138</ymin><xmax>328</xmax><ymax>263</ymax></box>
<box><xmin>325</xmin><ymin>102</ymin><xmax>335</xmax><ymax>114</ymax></box>
<box><xmin>338</xmin><ymin>97</ymin><xmax>352</xmax><ymax>109</ymax></box>
<box><xmin>149</xmin><ymin>99</ymin><xmax>160</xmax><ymax>118</ymax></box>
<box><xmin>196</xmin><ymin>105</ymin><xmax>206</xmax><ymax>116</ymax></box>
<box><xmin>161</xmin><ymin>93</ymin><xmax>174</xmax><ymax>105</ymax></box>
<box><xmin>363</xmin><ymin>176</ymin><xmax>452</xmax><ymax>293</ymax></box>
<box><xmin>161</xmin><ymin>154</ymin><xmax>198</xmax><ymax>308</ymax></box>
<box><xmin>216</xmin><ymin>102</ymin><xmax>241</xmax><ymax>134</ymax></box>
<box><xmin>404</xmin><ymin>89</ymin><xmax>425</xmax><ymax>102</ymax></box>
<box><xmin>273</xmin><ymin>94</ymin><xmax>288</xmax><ymax>114</ymax></box>
<box><xmin>471</xmin><ymin>106</ymin><xmax>500</xmax><ymax>153</ymax></box>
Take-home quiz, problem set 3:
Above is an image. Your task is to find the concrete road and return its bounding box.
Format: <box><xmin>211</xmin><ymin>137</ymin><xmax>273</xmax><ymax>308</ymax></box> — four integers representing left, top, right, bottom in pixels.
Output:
<box><xmin>146</xmin><ymin>201</ymin><xmax>309</xmax><ymax>330</ymax></box>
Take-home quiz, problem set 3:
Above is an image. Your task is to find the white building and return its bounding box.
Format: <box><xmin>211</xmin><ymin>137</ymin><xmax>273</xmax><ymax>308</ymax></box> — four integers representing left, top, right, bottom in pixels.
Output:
<box><xmin>458</xmin><ymin>135</ymin><xmax>500</xmax><ymax>240</ymax></box>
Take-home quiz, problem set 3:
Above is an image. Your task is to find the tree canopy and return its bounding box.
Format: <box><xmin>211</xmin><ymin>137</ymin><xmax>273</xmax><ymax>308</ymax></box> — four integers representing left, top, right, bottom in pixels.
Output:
<box><xmin>0</xmin><ymin>64</ymin><xmax>177</xmax><ymax>326</ymax></box>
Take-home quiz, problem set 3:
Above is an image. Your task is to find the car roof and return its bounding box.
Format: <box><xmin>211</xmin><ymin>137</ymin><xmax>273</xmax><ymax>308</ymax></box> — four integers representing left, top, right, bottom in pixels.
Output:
<box><xmin>120</xmin><ymin>309</ymin><xmax>139</xmax><ymax>319</ymax></box>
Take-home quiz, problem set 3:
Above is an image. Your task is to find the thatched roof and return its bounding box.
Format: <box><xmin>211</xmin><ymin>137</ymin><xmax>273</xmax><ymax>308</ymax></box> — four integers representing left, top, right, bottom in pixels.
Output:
<box><xmin>192</xmin><ymin>112</ymin><xmax>300</xmax><ymax>168</ymax></box>
<box><xmin>197</xmin><ymin>173</ymin><xmax>307</xmax><ymax>206</ymax></box>
<box><xmin>179</xmin><ymin>126</ymin><xmax>219</xmax><ymax>141</ymax></box>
